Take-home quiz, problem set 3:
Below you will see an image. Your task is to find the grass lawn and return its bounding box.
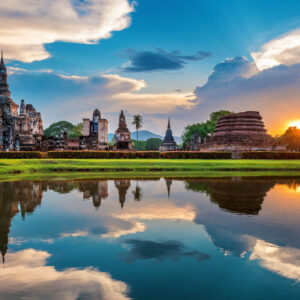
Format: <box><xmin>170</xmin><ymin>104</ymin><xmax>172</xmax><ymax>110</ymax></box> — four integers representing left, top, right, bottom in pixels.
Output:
<box><xmin>1</xmin><ymin>159</ymin><xmax>300</xmax><ymax>181</ymax></box>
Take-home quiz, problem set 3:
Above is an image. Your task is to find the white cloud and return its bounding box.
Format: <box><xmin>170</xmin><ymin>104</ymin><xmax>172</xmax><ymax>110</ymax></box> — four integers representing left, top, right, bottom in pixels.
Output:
<box><xmin>252</xmin><ymin>28</ymin><xmax>300</xmax><ymax>70</ymax></box>
<box><xmin>250</xmin><ymin>239</ymin><xmax>300</xmax><ymax>281</ymax></box>
<box><xmin>1</xmin><ymin>249</ymin><xmax>131</xmax><ymax>300</ymax></box>
<box><xmin>0</xmin><ymin>0</ymin><xmax>134</xmax><ymax>62</ymax></box>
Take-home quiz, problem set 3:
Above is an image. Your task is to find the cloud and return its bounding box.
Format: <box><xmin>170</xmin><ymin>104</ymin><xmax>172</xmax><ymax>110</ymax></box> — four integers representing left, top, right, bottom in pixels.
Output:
<box><xmin>9</xmin><ymin>71</ymin><xmax>195</xmax><ymax>131</ymax></box>
<box><xmin>252</xmin><ymin>28</ymin><xmax>300</xmax><ymax>70</ymax></box>
<box><xmin>0</xmin><ymin>249</ymin><xmax>130</xmax><ymax>300</ymax></box>
<box><xmin>122</xmin><ymin>48</ymin><xmax>211</xmax><ymax>72</ymax></box>
<box><xmin>0</xmin><ymin>0</ymin><xmax>134</xmax><ymax>62</ymax></box>
<box><xmin>120</xmin><ymin>239</ymin><xmax>210</xmax><ymax>263</ymax></box>
<box><xmin>193</xmin><ymin>57</ymin><xmax>300</xmax><ymax>135</ymax></box>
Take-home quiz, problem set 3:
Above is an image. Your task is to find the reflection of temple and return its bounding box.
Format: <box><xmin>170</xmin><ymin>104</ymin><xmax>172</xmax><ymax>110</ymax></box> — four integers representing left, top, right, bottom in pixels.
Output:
<box><xmin>165</xmin><ymin>179</ymin><xmax>172</xmax><ymax>197</ymax></box>
<box><xmin>79</xmin><ymin>181</ymin><xmax>108</xmax><ymax>208</ymax></box>
<box><xmin>0</xmin><ymin>182</ymin><xmax>43</xmax><ymax>263</ymax></box>
<box><xmin>114</xmin><ymin>180</ymin><xmax>131</xmax><ymax>208</ymax></box>
<box><xmin>185</xmin><ymin>178</ymin><xmax>276</xmax><ymax>215</ymax></box>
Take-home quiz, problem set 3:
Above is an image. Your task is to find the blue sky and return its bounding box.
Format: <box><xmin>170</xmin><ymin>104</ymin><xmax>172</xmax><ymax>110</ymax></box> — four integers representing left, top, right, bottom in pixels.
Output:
<box><xmin>2</xmin><ymin>0</ymin><xmax>300</xmax><ymax>134</ymax></box>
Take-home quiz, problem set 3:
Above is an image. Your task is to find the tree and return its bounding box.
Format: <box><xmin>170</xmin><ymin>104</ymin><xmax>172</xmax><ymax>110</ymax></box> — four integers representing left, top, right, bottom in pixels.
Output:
<box><xmin>181</xmin><ymin>110</ymin><xmax>232</xmax><ymax>147</ymax></box>
<box><xmin>44</xmin><ymin>121</ymin><xmax>74</xmax><ymax>137</ymax></box>
<box><xmin>277</xmin><ymin>126</ymin><xmax>300</xmax><ymax>151</ymax></box>
<box><xmin>70</xmin><ymin>123</ymin><xmax>83</xmax><ymax>138</ymax></box>
<box><xmin>132</xmin><ymin>184</ymin><xmax>143</xmax><ymax>201</ymax></box>
<box><xmin>132</xmin><ymin>115</ymin><xmax>143</xmax><ymax>150</ymax></box>
<box><xmin>44</xmin><ymin>121</ymin><xmax>82</xmax><ymax>138</ymax></box>
<box><xmin>145</xmin><ymin>138</ymin><xmax>162</xmax><ymax>150</ymax></box>
<box><xmin>132</xmin><ymin>140</ymin><xmax>146</xmax><ymax>150</ymax></box>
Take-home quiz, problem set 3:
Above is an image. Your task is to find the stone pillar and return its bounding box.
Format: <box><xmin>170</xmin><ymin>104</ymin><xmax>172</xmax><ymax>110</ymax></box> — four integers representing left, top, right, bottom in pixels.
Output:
<box><xmin>83</xmin><ymin>119</ymin><xmax>90</xmax><ymax>136</ymax></box>
<box><xmin>98</xmin><ymin>119</ymin><xmax>108</xmax><ymax>144</ymax></box>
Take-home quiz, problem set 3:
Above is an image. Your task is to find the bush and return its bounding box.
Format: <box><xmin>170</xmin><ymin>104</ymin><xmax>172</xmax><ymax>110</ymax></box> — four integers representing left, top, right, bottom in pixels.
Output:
<box><xmin>0</xmin><ymin>151</ymin><xmax>44</xmax><ymax>159</ymax></box>
<box><xmin>241</xmin><ymin>151</ymin><xmax>300</xmax><ymax>159</ymax></box>
<box><xmin>47</xmin><ymin>151</ymin><xmax>161</xmax><ymax>159</ymax></box>
<box><xmin>160</xmin><ymin>151</ymin><xmax>232</xmax><ymax>159</ymax></box>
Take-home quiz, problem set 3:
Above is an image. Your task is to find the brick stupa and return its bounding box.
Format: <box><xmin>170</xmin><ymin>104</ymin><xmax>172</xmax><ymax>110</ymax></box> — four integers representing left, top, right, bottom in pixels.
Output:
<box><xmin>202</xmin><ymin>111</ymin><xmax>275</xmax><ymax>151</ymax></box>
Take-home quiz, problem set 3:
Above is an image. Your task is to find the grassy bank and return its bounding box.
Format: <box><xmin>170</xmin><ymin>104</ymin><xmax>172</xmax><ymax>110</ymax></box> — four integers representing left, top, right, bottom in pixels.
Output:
<box><xmin>1</xmin><ymin>159</ymin><xmax>300</xmax><ymax>181</ymax></box>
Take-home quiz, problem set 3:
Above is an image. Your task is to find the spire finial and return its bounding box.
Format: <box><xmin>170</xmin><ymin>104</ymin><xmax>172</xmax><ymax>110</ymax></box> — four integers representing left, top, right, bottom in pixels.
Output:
<box><xmin>1</xmin><ymin>50</ymin><xmax>4</xmax><ymax>64</ymax></box>
<box><xmin>167</xmin><ymin>117</ymin><xmax>171</xmax><ymax>129</ymax></box>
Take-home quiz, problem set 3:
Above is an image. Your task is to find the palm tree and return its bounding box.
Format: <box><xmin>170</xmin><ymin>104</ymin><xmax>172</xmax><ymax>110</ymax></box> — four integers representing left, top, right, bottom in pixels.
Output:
<box><xmin>132</xmin><ymin>114</ymin><xmax>143</xmax><ymax>150</ymax></box>
<box><xmin>132</xmin><ymin>184</ymin><xmax>143</xmax><ymax>202</ymax></box>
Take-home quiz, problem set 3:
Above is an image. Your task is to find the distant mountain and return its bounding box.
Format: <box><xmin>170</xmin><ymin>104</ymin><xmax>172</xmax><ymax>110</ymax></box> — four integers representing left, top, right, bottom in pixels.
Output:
<box><xmin>108</xmin><ymin>130</ymin><xmax>182</xmax><ymax>144</ymax></box>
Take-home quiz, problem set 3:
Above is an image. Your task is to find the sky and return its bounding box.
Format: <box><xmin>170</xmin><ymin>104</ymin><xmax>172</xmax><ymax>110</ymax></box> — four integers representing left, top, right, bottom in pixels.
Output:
<box><xmin>1</xmin><ymin>0</ymin><xmax>300</xmax><ymax>135</ymax></box>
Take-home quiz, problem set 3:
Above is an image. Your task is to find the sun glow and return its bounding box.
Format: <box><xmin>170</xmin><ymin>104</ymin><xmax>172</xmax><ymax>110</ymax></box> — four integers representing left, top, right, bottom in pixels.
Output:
<box><xmin>288</xmin><ymin>120</ymin><xmax>300</xmax><ymax>129</ymax></box>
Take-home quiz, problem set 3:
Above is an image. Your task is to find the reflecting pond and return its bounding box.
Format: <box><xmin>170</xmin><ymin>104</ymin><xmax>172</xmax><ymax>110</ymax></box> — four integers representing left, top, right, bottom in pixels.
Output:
<box><xmin>1</xmin><ymin>177</ymin><xmax>300</xmax><ymax>299</ymax></box>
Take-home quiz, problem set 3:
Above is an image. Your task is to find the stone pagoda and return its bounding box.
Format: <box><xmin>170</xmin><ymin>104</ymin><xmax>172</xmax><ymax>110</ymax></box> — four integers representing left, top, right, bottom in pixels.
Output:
<box><xmin>114</xmin><ymin>110</ymin><xmax>133</xmax><ymax>150</ymax></box>
<box><xmin>202</xmin><ymin>111</ymin><xmax>276</xmax><ymax>151</ymax></box>
<box><xmin>159</xmin><ymin>118</ymin><xmax>178</xmax><ymax>151</ymax></box>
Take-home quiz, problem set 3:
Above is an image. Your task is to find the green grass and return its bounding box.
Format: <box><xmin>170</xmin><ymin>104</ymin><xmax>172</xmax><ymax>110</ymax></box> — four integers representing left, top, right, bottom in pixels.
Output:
<box><xmin>1</xmin><ymin>159</ymin><xmax>300</xmax><ymax>181</ymax></box>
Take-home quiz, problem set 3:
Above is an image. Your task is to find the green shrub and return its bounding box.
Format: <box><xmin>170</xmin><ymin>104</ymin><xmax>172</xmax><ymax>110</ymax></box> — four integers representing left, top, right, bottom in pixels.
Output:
<box><xmin>160</xmin><ymin>151</ymin><xmax>232</xmax><ymax>159</ymax></box>
<box><xmin>241</xmin><ymin>151</ymin><xmax>300</xmax><ymax>159</ymax></box>
<box><xmin>47</xmin><ymin>151</ymin><xmax>160</xmax><ymax>159</ymax></box>
<box><xmin>0</xmin><ymin>151</ymin><xmax>44</xmax><ymax>159</ymax></box>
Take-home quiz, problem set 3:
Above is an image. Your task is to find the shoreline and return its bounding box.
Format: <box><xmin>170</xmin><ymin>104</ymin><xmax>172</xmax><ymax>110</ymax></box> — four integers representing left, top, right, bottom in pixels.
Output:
<box><xmin>1</xmin><ymin>159</ymin><xmax>300</xmax><ymax>181</ymax></box>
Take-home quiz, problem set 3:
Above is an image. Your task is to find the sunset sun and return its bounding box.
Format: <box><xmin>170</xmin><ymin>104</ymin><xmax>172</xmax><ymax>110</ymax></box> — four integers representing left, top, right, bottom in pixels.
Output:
<box><xmin>289</xmin><ymin>120</ymin><xmax>300</xmax><ymax>129</ymax></box>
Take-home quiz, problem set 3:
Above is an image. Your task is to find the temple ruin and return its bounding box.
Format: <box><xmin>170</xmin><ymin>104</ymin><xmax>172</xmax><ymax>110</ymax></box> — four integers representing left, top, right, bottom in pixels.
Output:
<box><xmin>114</xmin><ymin>110</ymin><xmax>133</xmax><ymax>150</ymax></box>
<box><xmin>81</xmin><ymin>109</ymin><xmax>109</xmax><ymax>150</ymax></box>
<box><xmin>159</xmin><ymin>118</ymin><xmax>178</xmax><ymax>151</ymax></box>
<box><xmin>202</xmin><ymin>111</ymin><xmax>277</xmax><ymax>151</ymax></box>
<box><xmin>0</xmin><ymin>52</ymin><xmax>43</xmax><ymax>151</ymax></box>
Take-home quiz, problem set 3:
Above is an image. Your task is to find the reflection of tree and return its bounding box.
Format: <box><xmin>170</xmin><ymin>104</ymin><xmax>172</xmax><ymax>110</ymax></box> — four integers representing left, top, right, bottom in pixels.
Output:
<box><xmin>287</xmin><ymin>181</ymin><xmax>300</xmax><ymax>193</ymax></box>
<box><xmin>114</xmin><ymin>180</ymin><xmax>131</xmax><ymax>208</ymax></box>
<box><xmin>132</xmin><ymin>185</ymin><xmax>142</xmax><ymax>202</ymax></box>
<box><xmin>185</xmin><ymin>178</ymin><xmax>276</xmax><ymax>215</ymax></box>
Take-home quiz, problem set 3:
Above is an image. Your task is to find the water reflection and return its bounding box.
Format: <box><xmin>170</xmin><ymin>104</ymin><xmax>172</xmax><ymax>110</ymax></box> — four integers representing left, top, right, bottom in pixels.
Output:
<box><xmin>1</xmin><ymin>177</ymin><xmax>300</xmax><ymax>299</ymax></box>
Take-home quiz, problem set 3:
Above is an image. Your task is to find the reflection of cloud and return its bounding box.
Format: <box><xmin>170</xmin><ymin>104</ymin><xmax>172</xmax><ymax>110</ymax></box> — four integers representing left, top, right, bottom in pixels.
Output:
<box><xmin>0</xmin><ymin>249</ymin><xmax>130</xmax><ymax>300</ymax></box>
<box><xmin>250</xmin><ymin>239</ymin><xmax>300</xmax><ymax>281</ymax></box>
<box><xmin>102</xmin><ymin>221</ymin><xmax>146</xmax><ymax>239</ymax></box>
<box><xmin>252</xmin><ymin>28</ymin><xmax>300</xmax><ymax>70</ymax></box>
<box><xmin>60</xmin><ymin>231</ymin><xmax>89</xmax><ymax>238</ymax></box>
<box><xmin>120</xmin><ymin>239</ymin><xmax>210</xmax><ymax>263</ymax></box>
<box><xmin>102</xmin><ymin>203</ymin><xmax>196</xmax><ymax>239</ymax></box>
<box><xmin>0</xmin><ymin>0</ymin><xmax>134</xmax><ymax>62</ymax></box>
<box><xmin>119</xmin><ymin>203</ymin><xmax>196</xmax><ymax>221</ymax></box>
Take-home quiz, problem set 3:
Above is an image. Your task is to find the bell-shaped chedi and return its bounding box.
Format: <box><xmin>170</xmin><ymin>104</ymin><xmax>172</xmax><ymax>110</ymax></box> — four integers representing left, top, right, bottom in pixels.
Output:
<box><xmin>159</xmin><ymin>118</ymin><xmax>178</xmax><ymax>151</ymax></box>
<box><xmin>114</xmin><ymin>110</ymin><xmax>133</xmax><ymax>150</ymax></box>
<box><xmin>203</xmin><ymin>111</ymin><xmax>277</xmax><ymax>151</ymax></box>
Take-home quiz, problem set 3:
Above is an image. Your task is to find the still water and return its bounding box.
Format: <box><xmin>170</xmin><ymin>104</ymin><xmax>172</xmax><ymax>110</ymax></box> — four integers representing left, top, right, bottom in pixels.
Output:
<box><xmin>1</xmin><ymin>177</ymin><xmax>300</xmax><ymax>299</ymax></box>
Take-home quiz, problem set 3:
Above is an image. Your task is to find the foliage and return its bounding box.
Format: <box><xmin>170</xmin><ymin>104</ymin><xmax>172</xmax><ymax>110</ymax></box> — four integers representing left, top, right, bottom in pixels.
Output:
<box><xmin>132</xmin><ymin>140</ymin><xmax>146</xmax><ymax>150</ymax></box>
<box><xmin>132</xmin><ymin>185</ymin><xmax>143</xmax><ymax>201</ymax></box>
<box><xmin>0</xmin><ymin>151</ymin><xmax>44</xmax><ymax>158</ymax></box>
<box><xmin>132</xmin><ymin>115</ymin><xmax>143</xmax><ymax>150</ymax></box>
<box><xmin>182</xmin><ymin>110</ymin><xmax>233</xmax><ymax>147</ymax></box>
<box><xmin>47</xmin><ymin>151</ymin><xmax>161</xmax><ymax>159</ymax></box>
<box><xmin>44</xmin><ymin>121</ymin><xmax>82</xmax><ymax>138</ymax></box>
<box><xmin>241</xmin><ymin>151</ymin><xmax>300</xmax><ymax>159</ymax></box>
<box><xmin>70</xmin><ymin>123</ymin><xmax>83</xmax><ymax>138</ymax></box>
<box><xmin>146</xmin><ymin>138</ymin><xmax>162</xmax><ymax>150</ymax></box>
<box><xmin>277</xmin><ymin>127</ymin><xmax>300</xmax><ymax>151</ymax></box>
<box><xmin>160</xmin><ymin>152</ymin><xmax>232</xmax><ymax>159</ymax></box>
